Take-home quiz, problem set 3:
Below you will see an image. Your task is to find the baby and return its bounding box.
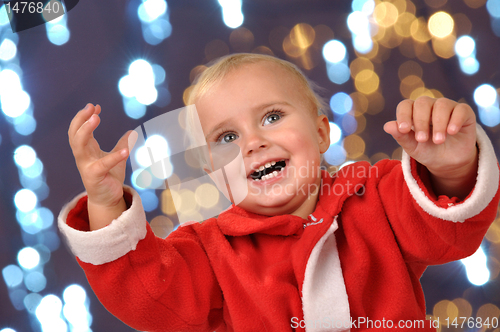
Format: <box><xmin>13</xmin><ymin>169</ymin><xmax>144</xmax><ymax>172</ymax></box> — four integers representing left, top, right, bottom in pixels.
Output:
<box><xmin>60</xmin><ymin>53</ymin><xmax>499</xmax><ymax>331</ymax></box>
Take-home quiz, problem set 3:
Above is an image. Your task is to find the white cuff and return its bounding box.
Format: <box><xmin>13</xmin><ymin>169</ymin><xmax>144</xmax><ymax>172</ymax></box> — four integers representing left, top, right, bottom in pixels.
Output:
<box><xmin>57</xmin><ymin>186</ymin><xmax>148</xmax><ymax>265</ymax></box>
<box><xmin>402</xmin><ymin>124</ymin><xmax>499</xmax><ymax>223</ymax></box>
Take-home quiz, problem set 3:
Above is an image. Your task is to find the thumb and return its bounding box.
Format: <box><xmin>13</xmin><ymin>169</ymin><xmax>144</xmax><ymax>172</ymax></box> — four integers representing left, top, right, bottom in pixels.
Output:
<box><xmin>112</xmin><ymin>130</ymin><xmax>138</xmax><ymax>155</ymax></box>
<box><xmin>383</xmin><ymin>121</ymin><xmax>418</xmax><ymax>154</ymax></box>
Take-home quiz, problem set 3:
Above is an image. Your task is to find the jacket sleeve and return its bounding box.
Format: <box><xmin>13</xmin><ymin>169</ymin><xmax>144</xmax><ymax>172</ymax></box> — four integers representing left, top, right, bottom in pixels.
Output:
<box><xmin>375</xmin><ymin>124</ymin><xmax>500</xmax><ymax>265</ymax></box>
<box><xmin>58</xmin><ymin>186</ymin><xmax>223</xmax><ymax>332</ymax></box>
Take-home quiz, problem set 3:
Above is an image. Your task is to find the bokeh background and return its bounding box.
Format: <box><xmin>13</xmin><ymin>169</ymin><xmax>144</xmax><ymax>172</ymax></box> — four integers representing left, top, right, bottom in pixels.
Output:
<box><xmin>1</xmin><ymin>0</ymin><xmax>500</xmax><ymax>331</ymax></box>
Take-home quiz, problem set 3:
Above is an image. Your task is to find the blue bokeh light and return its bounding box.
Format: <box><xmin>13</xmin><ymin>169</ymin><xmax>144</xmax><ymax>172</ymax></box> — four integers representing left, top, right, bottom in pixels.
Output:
<box><xmin>140</xmin><ymin>190</ymin><xmax>159</xmax><ymax>212</ymax></box>
<box><xmin>326</xmin><ymin>62</ymin><xmax>350</xmax><ymax>84</ymax></box>
<box><xmin>36</xmin><ymin>295</ymin><xmax>68</xmax><ymax>332</ymax></box>
<box><xmin>138</xmin><ymin>0</ymin><xmax>168</xmax><ymax>23</ymax></box>
<box><xmin>124</xmin><ymin>97</ymin><xmax>147</xmax><ymax>119</ymax></box>
<box><xmin>461</xmin><ymin>246</ymin><xmax>490</xmax><ymax>285</ymax></box>
<box><xmin>0</xmin><ymin>69</ymin><xmax>22</xmax><ymax>93</ymax></box>
<box><xmin>487</xmin><ymin>0</ymin><xmax>500</xmax><ymax>18</ymax></box>
<box><xmin>324</xmin><ymin>143</ymin><xmax>347</xmax><ymax>165</ymax></box>
<box><xmin>329</xmin><ymin>122</ymin><xmax>342</xmax><ymax>145</ymax></box>
<box><xmin>459</xmin><ymin>57</ymin><xmax>480</xmax><ymax>75</ymax></box>
<box><xmin>353</xmin><ymin>34</ymin><xmax>373</xmax><ymax>53</ymax></box>
<box><xmin>0</xmin><ymin>5</ymin><xmax>11</xmax><ymax>26</ymax></box>
<box><xmin>24</xmin><ymin>271</ymin><xmax>47</xmax><ymax>292</ymax></box>
<box><xmin>21</xmin><ymin>158</ymin><xmax>44</xmax><ymax>178</ymax></box>
<box><xmin>323</xmin><ymin>40</ymin><xmax>347</xmax><ymax>63</ymax></box>
<box><xmin>14</xmin><ymin>113</ymin><xmax>37</xmax><ymax>135</ymax></box>
<box><xmin>455</xmin><ymin>36</ymin><xmax>475</xmax><ymax>58</ymax></box>
<box><xmin>330</xmin><ymin>92</ymin><xmax>353</xmax><ymax>115</ymax></box>
<box><xmin>218</xmin><ymin>0</ymin><xmax>244</xmax><ymax>28</ymax></box>
<box><xmin>14</xmin><ymin>145</ymin><xmax>37</xmax><ymax>168</ymax></box>
<box><xmin>2</xmin><ymin>264</ymin><xmax>24</xmax><ymax>288</ymax></box>
<box><xmin>47</xmin><ymin>24</ymin><xmax>70</xmax><ymax>46</ymax></box>
<box><xmin>24</xmin><ymin>293</ymin><xmax>43</xmax><ymax>314</ymax></box>
<box><xmin>17</xmin><ymin>247</ymin><xmax>40</xmax><ymax>269</ymax></box>
<box><xmin>347</xmin><ymin>11</ymin><xmax>370</xmax><ymax>36</ymax></box>
<box><xmin>63</xmin><ymin>284</ymin><xmax>87</xmax><ymax>304</ymax></box>
<box><xmin>341</xmin><ymin>113</ymin><xmax>358</xmax><ymax>136</ymax></box>
<box><xmin>1</xmin><ymin>89</ymin><xmax>30</xmax><ymax>118</ymax></box>
<box><xmin>474</xmin><ymin>84</ymin><xmax>497</xmax><ymax>107</ymax></box>
<box><xmin>15</xmin><ymin>189</ymin><xmax>38</xmax><ymax>212</ymax></box>
<box><xmin>478</xmin><ymin>106</ymin><xmax>500</xmax><ymax>127</ymax></box>
<box><xmin>152</xmin><ymin>64</ymin><xmax>166</xmax><ymax>85</ymax></box>
<box><xmin>129</xmin><ymin>59</ymin><xmax>155</xmax><ymax>82</ymax></box>
<box><xmin>0</xmin><ymin>38</ymin><xmax>17</xmax><ymax>61</ymax></box>
<box><xmin>143</xmin><ymin>19</ymin><xmax>172</xmax><ymax>45</ymax></box>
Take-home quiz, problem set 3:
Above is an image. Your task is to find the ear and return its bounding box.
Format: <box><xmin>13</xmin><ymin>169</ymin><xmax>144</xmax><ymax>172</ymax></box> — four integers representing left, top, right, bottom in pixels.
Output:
<box><xmin>316</xmin><ymin>115</ymin><xmax>330</xmax><ymax>153</ymax></box>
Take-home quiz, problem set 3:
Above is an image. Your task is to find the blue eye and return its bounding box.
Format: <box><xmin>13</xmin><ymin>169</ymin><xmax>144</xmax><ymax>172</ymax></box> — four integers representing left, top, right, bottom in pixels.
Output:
<box><xmin>219</xmin><ymin>132</ymin><xmax>238</xmax><ymax>144</ymax></box>
<box><xmin>264</xmin><ymin>111</ymin><xmax>283</xmax><ymax>125</ymax></box>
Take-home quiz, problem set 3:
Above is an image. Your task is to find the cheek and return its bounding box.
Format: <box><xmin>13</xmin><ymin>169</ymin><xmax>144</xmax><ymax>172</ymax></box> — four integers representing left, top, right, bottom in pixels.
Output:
<box><xmin>279</xmin><ymin>128</ymin><xmax>320</xmax><ymax>154</ymax></box>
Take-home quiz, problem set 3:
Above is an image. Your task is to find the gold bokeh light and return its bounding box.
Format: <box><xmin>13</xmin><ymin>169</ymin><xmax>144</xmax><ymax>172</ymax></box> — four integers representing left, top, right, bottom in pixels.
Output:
<box><xmin>290</xmin><ymin>23</ymin><xmax>315</xmax><ymax>49</ymax></box>
<box><xmin>374</xmin><ymin>2</ymin><xmax>399</xmax><ymax>27</ymax></box>
<box><xmin>355</xmin><ymin>70</ymin><xmax>380</xmax><ymax>95</ymax></box>
<box><xmin>350</xmin><ymin>57</ymin><xmax>374</xmax><ymax>79</ymax></box>
<box><xmin>398</xmin><ymin>60</ymin><xmax>423</xmax><ymax>80</ymax></box>
<box><xmin>428</xmin><ymin>11</ymin><xmax>454</xmax><ymax>38</ymax></box>
<box><xmin>400</xmin><ymin>74</ymin><xmax>424</xmax><ymax>99</ymax></box>
<box><xmin>195</xmin><ymin>183</ymin><xmax>220</xmax><ymax>209</ymax></box>
<box><xmin>229</xmin><ymin>27</ymin><xmax>255</xmax><ymax>52</ymax></box>
<box><xmin>432</xmin><ymin>34</ymin><xmax>456</xmax><ymax>59</ymax></box>
<box><xmin>411</xmin><ymin>17</ymin><xmax>432</xmax><ymax>42</ymax></box>
<box><xmin>343</xmin><ymin>134</ymin><xmax>366</xmax><ymax>159</ymax></box>
<box><xmin>433</xmin><ymin>300</ymin><xmax>459</xmax><ymax>323</ymax></box>
<box><xmin>394</xmin><ymin>12</ymin><xmax>416</xmax><ymax>38</ymax></box>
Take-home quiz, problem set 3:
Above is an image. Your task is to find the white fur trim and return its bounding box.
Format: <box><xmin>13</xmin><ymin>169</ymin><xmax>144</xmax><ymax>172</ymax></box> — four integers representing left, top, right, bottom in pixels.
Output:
<box><xmin>58</xmin><ymin>186</ymin><xmax>148</xmax><ymax>265</ymax></box>
<box><xmin>402</xmin><ymin>124</ymin><xmax>499</xmax><ymax>222</ymax></box>
<box><xmin>302</xmin><ymin>216</ymin><xmax>350</xmax><ymax>331</ymax></box>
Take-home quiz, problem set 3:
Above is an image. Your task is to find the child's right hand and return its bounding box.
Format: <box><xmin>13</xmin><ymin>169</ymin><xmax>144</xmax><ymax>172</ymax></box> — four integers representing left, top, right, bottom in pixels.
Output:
<box><xmin>68</xmin><ymin>103</ymin><xmax>136</xmax><ymax>230</ymax></box>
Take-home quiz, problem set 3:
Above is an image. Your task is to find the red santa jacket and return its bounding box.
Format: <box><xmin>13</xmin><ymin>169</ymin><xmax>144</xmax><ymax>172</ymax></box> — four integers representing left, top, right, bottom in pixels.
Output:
<box><xmin>58</xmin><ymin>125</ymin><xmax>500</xmax><ymax>332</ymax></box>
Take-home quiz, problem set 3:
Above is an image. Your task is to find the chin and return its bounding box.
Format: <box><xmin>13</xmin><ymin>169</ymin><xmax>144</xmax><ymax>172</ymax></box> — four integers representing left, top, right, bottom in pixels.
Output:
<box><xmin>237</xmin><ymin>193</ymin><xmax>299</xmax><ymax>216</ymax></box>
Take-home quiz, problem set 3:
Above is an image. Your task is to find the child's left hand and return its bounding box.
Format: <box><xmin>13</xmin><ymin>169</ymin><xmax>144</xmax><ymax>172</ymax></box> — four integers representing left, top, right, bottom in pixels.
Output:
<box><xmin>384</xmin><ymin>96</ymin><xmax>478</xmax><ymax>199</ymax></box>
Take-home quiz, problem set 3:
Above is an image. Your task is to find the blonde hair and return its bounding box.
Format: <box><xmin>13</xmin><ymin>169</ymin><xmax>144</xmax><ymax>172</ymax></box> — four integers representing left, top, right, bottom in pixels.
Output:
<box><xmin>184</xmin><ymin>53</ymin><xmax>330</xmax><ymax>167</ymax></box>
<box><xmin>187</xmin><ymin>53</ymin><xmax>329</xmax><ymax>116</ymax></box>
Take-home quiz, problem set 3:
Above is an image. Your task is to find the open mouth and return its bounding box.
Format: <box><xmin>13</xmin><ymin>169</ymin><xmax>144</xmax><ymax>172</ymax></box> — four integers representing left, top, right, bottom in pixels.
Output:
<box><xmin>250</xmin><ymin>159</ymin><xmax>287</xmax><ymax>181</ymax></box>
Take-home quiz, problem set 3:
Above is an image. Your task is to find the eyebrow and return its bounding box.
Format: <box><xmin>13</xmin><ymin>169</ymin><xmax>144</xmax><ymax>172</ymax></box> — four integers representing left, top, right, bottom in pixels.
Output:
<box><xmin>204</xmin><ymin>101</ymin><xmax>291</xmax><ymax>141</ymax></box>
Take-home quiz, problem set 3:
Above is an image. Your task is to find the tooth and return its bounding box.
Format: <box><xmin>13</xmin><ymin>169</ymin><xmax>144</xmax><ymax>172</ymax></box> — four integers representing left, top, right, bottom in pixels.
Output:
<box><xmin>259</xmin><ymin>165</ymin><xmax>265</xmax><ymax>171</ymax></box>
<box><xmin>265</xmin><ymin>163</ymin><xmax>271</xmax><ymax>168</ymax></box>
<box><xmin>271</xmin><ymin>161</ymin><xmax>276</xmax><ymax>166</ymax></box>
<box><xmin>273</xmin><ymin>171</ymin><xmax>278</xmax><ymax>176</ymax></box>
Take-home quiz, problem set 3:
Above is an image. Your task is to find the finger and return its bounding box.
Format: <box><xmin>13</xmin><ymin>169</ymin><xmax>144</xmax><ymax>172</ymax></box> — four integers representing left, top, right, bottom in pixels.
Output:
<box><xmin>431</xmin><ymin>98</ymin><xmax>455</xmax><ymax>144</ymax></box>
<box><xmin>68</xmin><ymin>104</ymin><xmax>96</xmax><ymax>140</ymax></box>
<box><xmin>92</xmin><ymin>149</ymin><xmax>129</xmax><ymax>178</ymax></box>
<box><xmin>383</xmin><ymin>120</ymin><xmax>418</xmax><ymax>154</ymax></box>
<box><xmin>72</xmin><ymin>113</ymin><xmax>101</xmax><ymax>155</ymax></box>
<box><xmin>395</xmin><ymin>100</ymin><xmax>414</xmax><ymax>133</ymax></box>
<box><xmin>412</xmin><ymin>96</ymin><xmax>435</xmax><ymax>143</ymax></box>
<box><xmin>128</xmin><ymin>130</ymin><xmax>139</xmax><ymax>152</ymax></box>
<box><xmin>447</xmin><ymin>103</ymin><xmax>476</xmax><ymax>135</ymax></box>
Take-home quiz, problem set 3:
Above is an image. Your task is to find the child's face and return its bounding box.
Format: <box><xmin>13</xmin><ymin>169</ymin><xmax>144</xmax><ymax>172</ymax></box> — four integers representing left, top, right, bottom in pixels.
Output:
<box><xmin>196</xmin><ymin>61</ymin><xmax>330</xmax><ymax>217</ymax></box>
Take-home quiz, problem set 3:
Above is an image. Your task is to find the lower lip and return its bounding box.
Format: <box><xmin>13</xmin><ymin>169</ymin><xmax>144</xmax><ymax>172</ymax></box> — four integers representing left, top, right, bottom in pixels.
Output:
<box><xmin>248</xmin><ymin>160</ymin><xmax>289</xmax><ymax>186</ymax></box>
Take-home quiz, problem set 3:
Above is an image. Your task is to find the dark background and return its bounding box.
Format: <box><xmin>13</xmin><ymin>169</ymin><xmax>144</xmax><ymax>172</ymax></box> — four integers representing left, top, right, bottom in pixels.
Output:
<box><xmin>1</xmin><ymin>0</ymin><xmax>499</xmax><ymax>331</ymax></box>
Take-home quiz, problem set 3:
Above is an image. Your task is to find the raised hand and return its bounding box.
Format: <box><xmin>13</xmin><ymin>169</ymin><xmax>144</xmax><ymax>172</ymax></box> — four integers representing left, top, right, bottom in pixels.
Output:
<box><xmin>68</xmin><ymin>103</ymin><xmax>137</xmax><ymax>229</ymax></box>
<box><xmin>384</xmin><ymin>96</ymin><xmax>478</xmax><ymax>199</ymax></box>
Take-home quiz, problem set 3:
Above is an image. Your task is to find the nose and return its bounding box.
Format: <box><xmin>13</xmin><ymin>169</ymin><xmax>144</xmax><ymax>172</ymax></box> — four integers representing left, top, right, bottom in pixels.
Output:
<box><xmin>242</xmin><ymin>130</ymin><xmax>268</xmax><ymax>156</ymax></box>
